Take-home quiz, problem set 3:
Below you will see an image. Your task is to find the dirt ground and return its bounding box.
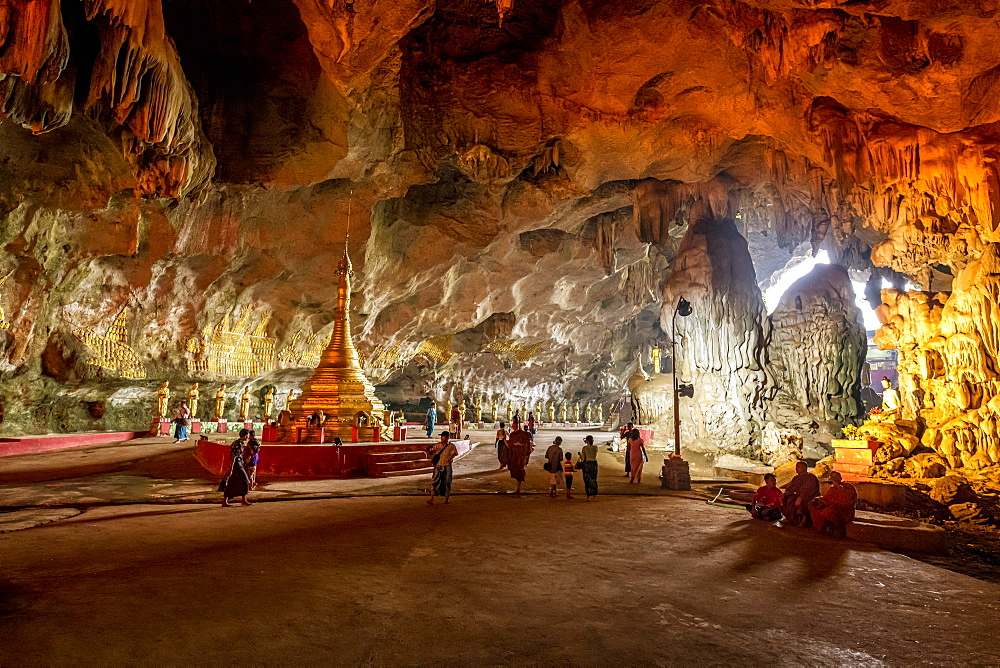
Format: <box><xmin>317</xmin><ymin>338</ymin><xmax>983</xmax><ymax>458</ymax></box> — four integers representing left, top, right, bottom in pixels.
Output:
<box><xmin>1</xmin><ymin>429</ymin><xmax>1000</xmax><ymax>664</ymax></box>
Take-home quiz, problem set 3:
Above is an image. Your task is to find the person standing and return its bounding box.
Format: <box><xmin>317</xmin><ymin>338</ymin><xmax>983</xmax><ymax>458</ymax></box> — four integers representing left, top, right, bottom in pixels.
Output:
<box><xmin>580</xmin><ymin>435</ymin><xmax>599</xmax><ymax>500</ymax></box>
<box><xmin>450</xmin><ymin>403</ymin><xmax>462</xmax><ymax>439</ymax></box>
<box><xmin>220</xmin><ymin>429</ymin><xmax>252</xmax><ymax>507</ymax></box>
<box><xmin>544</xmin><ymin>437</ymin><xmax>564</xmax><ymax>498</ymax></box>
<box><xmin>527</xmin><ymin>411</ymin><xmax>536</xmax><ymax>437</ymax></box>
<box><xmin>495</xmin><ymin>421</ymin><xmax>509</xmax><ymax>469</ymax></box>
<box><xmin>173</xmin><ymin>402</ymin><xmax>191</xmax><ymax>443</ymax></box>
<box><xmin>506</xmin><ymin>424</ymin><xmax>534</xmax><ymax>497</ymax></box>
<box><xmin>562</xmin><ymin>452</ymin><xmax>576</xmax><ymax>499</ymax></box>
<box><xmin>425</xmin><ymin>401</ymin><xmax>437</xmax><ymax>438</ymax></box>
<box><xmin>244</xmin><ymin>433</ymin><xmax>261</xmax><ymax>491</ymax></box>
<box><xmin>620</xmin><ymin>421</ymin><xmax>634</xmax><ymax>476</ymax></box>
<box><xmin>512</xmin><ymin>410</ymin><xmax>521</xmax><ymax>431</ymax></box>
<box><xmin>628</xmin><ymin>428</ymin><xmax>648</xmax><ymax>484</ymax></box>
<box><xmin>428</xmin><ymin>432</ymin><xmax>459</xmax><ymax>505</ymax></box>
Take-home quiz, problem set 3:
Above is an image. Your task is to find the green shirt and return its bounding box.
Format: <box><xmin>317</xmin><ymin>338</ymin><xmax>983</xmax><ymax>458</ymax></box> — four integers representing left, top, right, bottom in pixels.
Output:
<box><xmin>581</xmin><ymin>444</ymin><xmax>598</xmax><ymax>462</ymax></box>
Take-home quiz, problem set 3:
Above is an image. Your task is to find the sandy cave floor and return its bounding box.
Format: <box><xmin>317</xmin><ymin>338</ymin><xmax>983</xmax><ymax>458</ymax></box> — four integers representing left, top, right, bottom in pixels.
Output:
<box><xmin>0</xmin><ymin>428</ymin><xmax>999</xmax><ymax>664</ymax></box>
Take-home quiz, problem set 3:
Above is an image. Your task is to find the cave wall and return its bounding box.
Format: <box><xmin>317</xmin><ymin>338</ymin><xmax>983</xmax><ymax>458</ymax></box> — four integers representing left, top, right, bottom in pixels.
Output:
<box><xmin>4</xmin><ymin>0</ymin><xmax>1000</xmax><ymax>444</ymax></box>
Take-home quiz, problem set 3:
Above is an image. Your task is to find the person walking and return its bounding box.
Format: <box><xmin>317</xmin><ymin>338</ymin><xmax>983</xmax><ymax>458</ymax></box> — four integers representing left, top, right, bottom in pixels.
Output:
<box><xmin>505</xmin><ymin>424</ymin><xmax>534</xmax><ymax>497</ymax></box>
<box><xmin>527</xmin><ymin>412</ymin><xmax>536</xmax><ymax>437</ymax></box>
<box><xmin>544</xmin><ymin>436</ymin><xmax>564</xmax><ymax>498</ymax></box>
<box><xmin>580</xmin><ymin>435</ymin><xmax>599</xmax><ymax>500</ymax></box>
<box><xmin>628</xmin><ymin>428</ymin><xmax>648</xmax><ymax>484</ymax></box>
<box><xmin>220</xmin><ymin>429</ymin><xmax>252</xmax><ymax>507</ymax></box>
<box><xmin>244</xmin><ymin>433</ymin><xmax>261</xmax><ymax>491</ymax></box>
<box><xmin>172</xmin><ymin>402</ymin><xmax>191</xmax><ymax>442</ymax></box>
<box><xmin>428</xmin><ymin>432</ymin><xmax>458</xmax><ymax>505</ymax></box>
<box><xmin>425</xmin><ymin>401</ymin><xmax>437</xmax><ymax>438</ymax></box>
<box><xmin>495</xmin><ymin>421</ymin><xmax>509</xmax><ymax>469</ymax></box>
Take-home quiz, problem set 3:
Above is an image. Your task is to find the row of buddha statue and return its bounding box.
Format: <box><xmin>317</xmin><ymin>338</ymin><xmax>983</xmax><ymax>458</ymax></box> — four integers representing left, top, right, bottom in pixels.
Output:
<box><xmin>439</xmin><ymin>397</ymin><xmax>606</xmax><ymax>424</ymax></box>
<box><xmin>156</xmin><ymin>381</ymin><xmax>298</xmax><ymax>421</ymax></box>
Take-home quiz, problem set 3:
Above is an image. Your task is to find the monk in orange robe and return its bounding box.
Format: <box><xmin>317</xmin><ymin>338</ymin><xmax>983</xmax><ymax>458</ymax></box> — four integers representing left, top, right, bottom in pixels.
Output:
<box><xmin>505</xmin><ymin>425</ymin><xmax>534</xmax><ymax>496</ymax></box>
<box><xmin>781</xmin><ymin>461</ymin><xmax>820</xmax><ymax>526</ymax></box>
<box><xmin>810</xmin><ymin>471</ymin><xmax>858</xmax><ymax>537</ymax></box>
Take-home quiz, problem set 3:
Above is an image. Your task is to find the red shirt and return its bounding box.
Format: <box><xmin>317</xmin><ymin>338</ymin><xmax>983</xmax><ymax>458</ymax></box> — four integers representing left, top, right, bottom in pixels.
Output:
<box><xmin>753</xmin><ymin>485</ymin><xmax>782</xmax><ymax>508</ymax></box>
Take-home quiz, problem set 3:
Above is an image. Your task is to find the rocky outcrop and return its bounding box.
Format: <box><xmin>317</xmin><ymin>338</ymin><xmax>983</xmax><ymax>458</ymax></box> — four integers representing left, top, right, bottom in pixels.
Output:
<box><xmin>767</xmin><ymin>264</ymin><xmax>867</xmax><ymax>456</ymax></box>
<box><xmin>2</xmin><ymin>0</ymin><xmax>1000</xmax><ymax>468</ymax></box>
<box><xmin>659</xmin><ymin>200</ymin><xmax>773</xmax><ymax>460</ymax></box>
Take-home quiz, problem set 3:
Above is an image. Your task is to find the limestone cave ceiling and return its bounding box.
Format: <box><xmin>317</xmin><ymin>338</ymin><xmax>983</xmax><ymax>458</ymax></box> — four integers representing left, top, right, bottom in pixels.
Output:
<box><xmin>2</xmin><ymin>0</ymin><xmax>1000</xmax><ymax>441</ymax></box>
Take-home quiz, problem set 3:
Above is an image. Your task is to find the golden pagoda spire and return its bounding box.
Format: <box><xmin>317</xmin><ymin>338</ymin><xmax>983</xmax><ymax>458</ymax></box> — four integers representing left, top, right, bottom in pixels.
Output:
<box><xmin>279</xmin><ymin>237</ymin><xmax>385</xmax><ymax>442</ymax></box>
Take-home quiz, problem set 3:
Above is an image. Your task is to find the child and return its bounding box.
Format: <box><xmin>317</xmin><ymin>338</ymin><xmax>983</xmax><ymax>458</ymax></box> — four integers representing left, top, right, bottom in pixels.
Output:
<box><xmin>562</xmin><ymin>451</ymin><xmax>576</xmax><ymax>499</ymax></box>
<box><xmin>746</xmin><ymin>472</ymin><xmax>782</xmax><ymax>522</ymax></box>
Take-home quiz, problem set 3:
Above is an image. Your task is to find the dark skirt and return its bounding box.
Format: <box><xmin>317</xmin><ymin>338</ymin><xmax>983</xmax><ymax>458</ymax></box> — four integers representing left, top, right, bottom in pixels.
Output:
<box><xmin>581</xmin><ymin>460</ymin><xmax>598</xmax><ymax>497</ymax></box>
<box><xmin>496</xmin><ymin>440</ymin><xmax>508</xmax><ymax>466</ymax></box>
<box><xmin>224</xmin><ymin>458</ymin><xmax>250</xmax><ymax>500</ymax></box>
<box><xmin>433</xmin><ymin>464</ymin><xmax>453</xmax><ymax>496</ymax></box>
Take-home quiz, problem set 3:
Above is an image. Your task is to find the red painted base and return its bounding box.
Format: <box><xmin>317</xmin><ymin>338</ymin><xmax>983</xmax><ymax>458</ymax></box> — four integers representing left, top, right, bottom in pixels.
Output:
<box><xmin>0</xmin><ymin>432</ymin><xmax>145</xmax><ymax>458</ymax></box>
<box><xmin>195</xmin><ymin>439</ymin><xmax>438</xmax><ymax>478</ymax></box>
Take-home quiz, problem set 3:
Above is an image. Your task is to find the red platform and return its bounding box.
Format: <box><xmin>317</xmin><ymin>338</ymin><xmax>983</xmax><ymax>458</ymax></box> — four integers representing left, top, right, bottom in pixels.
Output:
<box><xmin>195</xmin><ymin>439</ymin><xmax>439</xmax><ymax>478</ymax></box>
<box><xmin>0</xmin><ymin>432</ymin><xmax>145</xmax><ymax>458</ymax></box>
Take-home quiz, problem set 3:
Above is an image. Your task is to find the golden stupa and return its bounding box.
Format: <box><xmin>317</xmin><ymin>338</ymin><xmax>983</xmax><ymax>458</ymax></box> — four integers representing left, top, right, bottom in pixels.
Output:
<box><xmin>278</xmin><ymin>250</ymin><xmax>385</xmax><ymax>443</ymax></box>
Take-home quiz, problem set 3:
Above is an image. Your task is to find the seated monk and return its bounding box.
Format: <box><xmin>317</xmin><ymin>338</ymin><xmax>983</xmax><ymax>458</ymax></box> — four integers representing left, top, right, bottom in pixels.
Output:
<box><xmin>781</xmin><ymin>461</ymin><xmax>820</xmax><ymax>527</ymax></box>
<box><xmin>810</xmin><ymin>471</ymin><xmax>858</xmax><ymax>537</ymax></box>
<box><xmin>746</xmin><ymin>473</ymin><xmax>782</xmax><ymax>522</ymax></box>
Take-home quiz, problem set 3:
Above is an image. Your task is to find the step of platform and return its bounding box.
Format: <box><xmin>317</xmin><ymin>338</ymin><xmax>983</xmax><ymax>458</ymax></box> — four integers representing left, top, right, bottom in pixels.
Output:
<box><xmin>367</xmin><ymin>448</ymin><xmax>433</xmax><ymax>477</ymax></box>
<box><xmin>368</xmin><ymin>450</ymin><xmax>429</xmax><ymax>463</ymax></box>
<box><xmin>382</xmin><ymin>466</ymin><xmax>435</xmax><ymax>477</ymax></box>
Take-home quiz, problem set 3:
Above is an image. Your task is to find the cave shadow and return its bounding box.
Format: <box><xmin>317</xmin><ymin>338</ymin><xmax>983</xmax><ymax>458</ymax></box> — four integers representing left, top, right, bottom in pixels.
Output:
<box><xmin>688</xmin><ymin>517</ymin><xmax>879</xmax><ymax>587</ymax></box>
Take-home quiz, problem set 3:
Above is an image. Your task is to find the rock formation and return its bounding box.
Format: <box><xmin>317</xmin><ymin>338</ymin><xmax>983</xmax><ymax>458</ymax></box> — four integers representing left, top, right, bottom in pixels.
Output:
<box><xmin>0</xmin><ymin>0</ymin><xmax>998</xmax><ymax>488</ymax></box>
<box><xmin>659</xmin><ymin>199</ymin><xmax>773</xmax><ymax>461</ymax></box>
<box><xmin>767</xmin><ymin>264</ymin><xmax>867</xmax><ymax>457</ymax></box>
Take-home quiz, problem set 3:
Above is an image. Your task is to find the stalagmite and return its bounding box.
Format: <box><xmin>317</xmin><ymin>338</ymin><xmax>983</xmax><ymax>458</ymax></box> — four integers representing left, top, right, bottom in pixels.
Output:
<box><xmin>767</xmin><ymin>264</ymin><xmax>867</xmax><ymax>457</ymax></box>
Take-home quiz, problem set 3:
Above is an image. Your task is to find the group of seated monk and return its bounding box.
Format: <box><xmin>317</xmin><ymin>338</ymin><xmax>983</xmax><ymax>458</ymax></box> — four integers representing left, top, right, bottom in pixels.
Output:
<box><xmin>746</xmin><ymin>461</ymin><xmax>858</xmax><ymax>537</ymax></box>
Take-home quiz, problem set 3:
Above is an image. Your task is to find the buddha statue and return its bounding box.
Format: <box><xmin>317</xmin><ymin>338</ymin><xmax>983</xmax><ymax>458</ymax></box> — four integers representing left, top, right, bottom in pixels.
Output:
<box><xmin>157</xmin><ymin>381</ymin><xmax>170</xmax><ymax>418</ymax></box>
<box><xmin>188</xmin><ymin>382</ymin><xmax>200</xmax><ymax>418</ymax></box>
<box><xmin>264</xmin><ymin>387</ymin><xmax>275</xmax><ymax>419</ymax></box>
<box><xmin>239</xmin><ymin>386</ymin><xmax>251</xmax><ymax>420</ymax></box>
<box><xmin>215</xmin><ymin>385</ymin><xmax>227</xmax><ymax>420</ymax></box>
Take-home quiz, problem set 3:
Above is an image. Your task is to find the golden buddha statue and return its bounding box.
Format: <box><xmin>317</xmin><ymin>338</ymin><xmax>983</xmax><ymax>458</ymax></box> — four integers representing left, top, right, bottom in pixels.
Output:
<box><xmin>573</xmin><ymin>402</ymin><xmax>580</xmax><ymax>422</ymax></box>
<box><xmin>188</xmin><ymin>382</ymin><xmax>200</xmax><ymax>418</ymax></box>
<box><xmin>157</xmin><ymin>381</ymin><xmax>170</xmax><ymax>418</ymax></box>
<box><xmin>585</xmin><ymin>403</ymin><xmax>593</xmax><ymax>422</ymax></box>
<box><xmin>490</xmin><ymin>400</ymin><xmax>497</xmax><ymax>422</ymax></box>
<box><xmin>560</xmin><ymin>403</ymin><xmax>567</xmax><ymax>422</ymax></box>
<box><xmin>505</xmin><ymin>401</ymin><xmax>512</xmax><ymax>423</ymax></box>
<box><xmin>286</xmin><ymin>388</ymin><xmax>295</xmax><ymax>408</ymax></box>
<box><xmin>652</xmin><ymin>344</ymin><xmax>662</xmax><ymax>374</ymax></box>
<box><xmin>264</xmin><ymin>387</ymin><xmax>275</xmax><ymax>419</ymax></box>
<box><xmin>548</xmin><ymin>401</ymin><xmax>555</xmax><ymax>422</ymax></box>
<box><xmin>215</xmin><ymin>385</ymin><xmax>227</xmax><ymax>420</ymax></box>
<box><xmin>239</xmin><ymin>387</ymin><xmax>251</xmax><ymax>421</ymax></box>
<box><xmin>475</xmin><ymin>400</ymin><xmax>482</xmax><ymax>423</ymax></box>
<box><xmin>279</xmin><ymin>250</ymin><xmax>385</xmax><ymax>443</ymax></box>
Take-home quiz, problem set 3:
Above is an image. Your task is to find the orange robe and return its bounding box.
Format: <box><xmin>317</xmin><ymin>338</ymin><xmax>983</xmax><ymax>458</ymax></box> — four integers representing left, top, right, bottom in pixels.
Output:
<box><xmin>810</xmin><ymin>482</ymin><xmax>858</xmax><ymax>534</ymax></box>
